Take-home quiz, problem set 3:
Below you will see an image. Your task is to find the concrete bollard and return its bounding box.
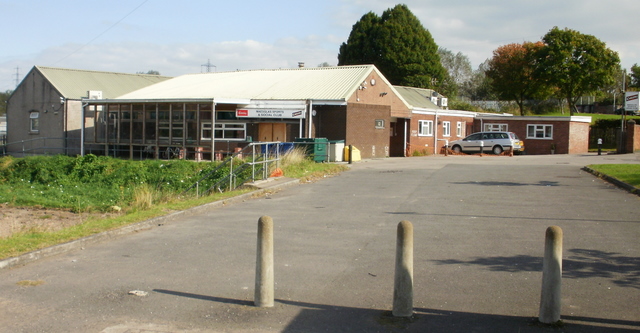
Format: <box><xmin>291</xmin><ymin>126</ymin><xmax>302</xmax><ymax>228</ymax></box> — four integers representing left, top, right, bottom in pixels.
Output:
<box><xmin>539</xmin><ymin>226</ymin><xmax>563</xmax><ymax>324</ymax></box>
<box><xmin>254</xmin><ymin>216</ymin><xmax>274</xmax><ymax>307</ymax></box>
<box><xmin>393</xmin><ymin>220</ymin><xmax>414</xmax><ymax>317</ymax></box>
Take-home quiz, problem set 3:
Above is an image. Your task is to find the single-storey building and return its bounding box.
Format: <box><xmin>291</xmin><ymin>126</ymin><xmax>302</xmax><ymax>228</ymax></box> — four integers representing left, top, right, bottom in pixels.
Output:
<box><xmin>6</xmin><ymin>66</ymin><xmax>170</xmax><ymax>156</ymax></box>
<box><xmin>5</xmin><ymin>65</ymin><xmax>594</xmax><ymax>160</ymax></box>
<box><xmin>394</xmin><ymin>86</ymin><xmax>477</xmax><ymax>155</ymax></box>
<box><xmin>472</xmin><ymin>114</ymin><xmax>592</xmax><ymax>155</ymax></box>
<box><xmin>84</xmin><ymin>65</ymin><xmax>416</xmax><ymax>160</ymax></box>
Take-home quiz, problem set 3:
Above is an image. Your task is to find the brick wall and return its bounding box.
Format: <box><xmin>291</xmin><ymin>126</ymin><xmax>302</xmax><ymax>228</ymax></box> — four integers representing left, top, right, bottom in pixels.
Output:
<box><xmin>345</xmin><ymin>103</ymin><xmax>390</xmax><ymax>158</ymax></box>
<box><xmin>568</xmin><ymin>122</ymin><xmax>590</xmax><ymax>154</ymax></box>
<box><xmin>626</xmin><ymin>121</ymin><xmax>640</xmax><ymax>153</ymax></box>
<box><xmin>472</xmin><ymin>117</ymin><xmax>590</xmax><ymax>155</ymax></box>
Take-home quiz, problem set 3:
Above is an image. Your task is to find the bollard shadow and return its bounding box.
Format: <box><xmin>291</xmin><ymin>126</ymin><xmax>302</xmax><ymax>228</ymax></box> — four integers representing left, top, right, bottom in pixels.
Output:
<box><xmin>384</xmin><ymin>212</ymin><xmax>640</xmax><ymax>224</ymax></box>
<box><xmin>432</xmin><ymin>248</ymin><xmax>640</xmax><ymax>289</ymax></box>
<box><xmin>151</xmin><ymin>289</ymin><xmax>639</xmax><ymax>332</ymax></box>
<box><xmin>153</xmin><ymin>289</ymin><xmax>254</xmax><ymax>306</ymax></box>
<box><xmin>450</xmin><ymin>180</ymin><xmax>561</xmax><ymax>187</ymax></box>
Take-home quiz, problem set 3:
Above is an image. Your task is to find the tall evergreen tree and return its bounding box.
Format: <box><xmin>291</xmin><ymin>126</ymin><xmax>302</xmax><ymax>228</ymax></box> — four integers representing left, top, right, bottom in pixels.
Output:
<box><xmin>338</xmin><ymin>4</ymin><xmax>447</xmax><ymax>94</ymax></box>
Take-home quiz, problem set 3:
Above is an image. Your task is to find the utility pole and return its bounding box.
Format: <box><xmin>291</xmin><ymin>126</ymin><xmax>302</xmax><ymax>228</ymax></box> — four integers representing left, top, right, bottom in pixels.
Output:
<box><xmin>201</xmin><ymin>59</ymin><xmax>216</xmax><ymax>73</ymax></box>
<box><xmin>13</xmin><ymin>67</ymin><xmax>20</xmax><ymax>88</ymax></box>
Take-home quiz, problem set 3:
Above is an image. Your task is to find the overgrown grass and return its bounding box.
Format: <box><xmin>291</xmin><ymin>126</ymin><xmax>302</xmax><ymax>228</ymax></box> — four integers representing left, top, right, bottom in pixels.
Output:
<box><xmin>0</xmin><ymin>150</ymin><xmax>349</xmax><ymax>259</ymax></box>
<box><xmin>0</xmin><ymin>154</ymin><xmax>226</xmax><ymax>212</ymax></box>
<box><xmin>587</xmin><ymin>164</ymin><xmax>640</xmax><ymax>188</ymax></box>
<box><xmin>279</xmin><ymin>147</ymin><xmax>348</xmax><ymax>181</ymax></box>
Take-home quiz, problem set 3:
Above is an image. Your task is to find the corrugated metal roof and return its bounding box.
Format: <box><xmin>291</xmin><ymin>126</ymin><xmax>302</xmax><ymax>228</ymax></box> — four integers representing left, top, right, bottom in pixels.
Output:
<box><xmin>393</xmin><ymin>86</ymin><xmax>440</xmax><ymax>109</ymax></box>
<box><xmin>36</xmin><ymin>66</ymin><xmax>171</xmax><ymax>99</ymax></box>
<box><xmin>116</xmin><ymin>65</ymin><xmax>379</xmax><ymax>101</ymax></box>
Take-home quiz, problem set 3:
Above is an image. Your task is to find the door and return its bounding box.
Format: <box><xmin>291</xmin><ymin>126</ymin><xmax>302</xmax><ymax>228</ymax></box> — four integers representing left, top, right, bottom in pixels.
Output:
<box><xmin>258</xmin><ymin>123</ymin><xmax>287</xmax><ymax>141</ymax></box>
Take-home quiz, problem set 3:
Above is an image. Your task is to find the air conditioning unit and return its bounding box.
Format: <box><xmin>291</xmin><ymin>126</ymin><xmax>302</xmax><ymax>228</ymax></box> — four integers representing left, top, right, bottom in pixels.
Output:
<box><xmin>431</xmin><ymin>96</ymin><xmax>438</xmax><ymax>104</ymax></box>
<box><xmin>88</xmin><ymin>91</ymin><xmax>103</xmax><ymax>111</ymax></box>
<box><xmin>439</xmin><ymin>98</ymin><xmax>448</xmax><ymax>107</ymax></box>
<box><xmin>88</xmin><ymin>90</ymin><xmax>103</xmax><ymax>99</ymax></box>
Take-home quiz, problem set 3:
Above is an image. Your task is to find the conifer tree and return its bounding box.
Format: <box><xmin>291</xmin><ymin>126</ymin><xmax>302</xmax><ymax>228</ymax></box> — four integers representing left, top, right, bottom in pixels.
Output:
<box><xmin>338</xmin><ymin>4</ymin><xmax>447</xmax><ymax>93</ymax></box>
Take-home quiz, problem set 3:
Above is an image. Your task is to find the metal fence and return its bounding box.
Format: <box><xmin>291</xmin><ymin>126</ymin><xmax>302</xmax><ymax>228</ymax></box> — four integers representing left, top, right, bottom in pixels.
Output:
<box><xmin>182</xmin><ymin>142</ymin><xmax>287</xmax><ymax>196</ymax></box>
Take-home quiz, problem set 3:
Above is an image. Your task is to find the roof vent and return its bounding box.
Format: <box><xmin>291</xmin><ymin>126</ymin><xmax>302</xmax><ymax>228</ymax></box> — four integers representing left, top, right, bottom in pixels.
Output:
<box><xmin>298</xmin><ymin>62</ymin><xmax>305</xmax><ymax>68</ymax></box>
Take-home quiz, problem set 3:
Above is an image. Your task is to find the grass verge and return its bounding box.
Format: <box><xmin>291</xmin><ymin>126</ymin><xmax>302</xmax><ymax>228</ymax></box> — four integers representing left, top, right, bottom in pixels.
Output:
<box><xmin>0</xmin><ymin>150</ymin><xmax>349</xmax><ymax>260</ymax></box>
<box><xmin>586</xmin><ymin>164</ymin><xmax>640</xmax><ymax>188</ymax></box>
<box><xmin>0</xmin><ymin>188</ymin><xmax>253</xmax><ymax>259</ymax></box>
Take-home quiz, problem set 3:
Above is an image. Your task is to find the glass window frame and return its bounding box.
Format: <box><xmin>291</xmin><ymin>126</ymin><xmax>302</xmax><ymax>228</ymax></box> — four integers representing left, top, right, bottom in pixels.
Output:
<box><xmin>527</xmin><ymin>124</ymin><xmax>553</xmax><ymax>139</ymax></box>
<box><xmin>29</xmin><ymin>111</ymin><xmax>40</xmax><ymax>132</ymax></box>
<box><xmin>418</xmin><ymin>120</ymin><xmax>433</xmax><ymax>136</ymax></box>
<box><xmin>201</xmin><ymin>122</ymin><xmax>246</xmax><ymax>141</ymax></box>
<box><xmin>483</xmin><ymin>123</ymin><xmax>508</xmax><ymax>132</ymax></box>
<box><xmin>442</xmin><ymin>121</ymin><xmax>451</xmax><ymax>137</ymax></box>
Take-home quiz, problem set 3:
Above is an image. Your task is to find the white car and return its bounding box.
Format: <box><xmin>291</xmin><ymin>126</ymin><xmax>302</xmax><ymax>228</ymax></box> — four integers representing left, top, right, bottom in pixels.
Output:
<box><xmin>449</xmin><ymin>131</ymin><xmax>524</xmax><ymax>155</ymax></box>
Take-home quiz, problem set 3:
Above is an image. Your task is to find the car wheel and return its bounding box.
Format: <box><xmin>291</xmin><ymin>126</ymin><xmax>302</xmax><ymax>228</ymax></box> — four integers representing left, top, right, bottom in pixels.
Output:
<box><xmin>492</xmin><ymin>145</ymin><xmax>503</xmax><ymax>155</ymax></box>
<box><xmin>452</xmin><ymin>145</ymin><xmax>462</xmax><ymax>153</ymax></box>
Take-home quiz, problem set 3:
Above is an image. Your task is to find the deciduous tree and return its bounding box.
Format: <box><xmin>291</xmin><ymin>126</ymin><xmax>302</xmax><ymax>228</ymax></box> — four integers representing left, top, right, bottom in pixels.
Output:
<box><xmin>629</xmin><ymin>63</ymin><xmax>640</xmax><ymax>90</ymax></box>
<box><xmin>487</xmin><ymin>42</ymin><xmax>548</xmax><ymax>115</ymax></box>
<box><xmin>534</xmin><ymin>27</ymin><xmax>620</xmax><ymax>115</ymax></box>
<box><xmin>461</xmin><ymin>60</ymin><xmax>495</xmax><ymax>101</ymax></box>
<box><xmin>0</xmin><ymin>90</ymin><xmax>12</xmax><ymax>116</ymax></box>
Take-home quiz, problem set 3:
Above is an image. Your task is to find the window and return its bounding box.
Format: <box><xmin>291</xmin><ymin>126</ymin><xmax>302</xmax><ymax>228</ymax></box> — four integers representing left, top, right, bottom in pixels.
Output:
<box><xmin>484</xmin><ymin>123</ymin><xmax>507</xmax><ymax>132</ymax></box>
<box><xmin>375</xmin><ymin>119</ymin><xmax>385</xmax><ymax>129</ymax></box>
<box><xmin>201</xmin><ymin>122</ymin><xmax>246</xmax><ymax>141</ymax></box>
<box><xmin>527</xmin><ymin>124</ymin><xmax>553</xmax><ymax>139</ymax></box>
<box><xmin>418</xmin><ymin>120</ymin><xmax>433</xmax><ymax>136</ymax></box>
<box><xmin>442</xmin><ymin>121</ymin><xmax>451</xmax><ymax>137</ymax></box>
<box><xmin>456</xmin><ymin>121</ymin><xmax>464</xmax><ymax>137</ymax></box>
<box><xmin>201</xmin><ymin>122</ymin><xmax>213</xmax><ymax>140</ymax></box>
<box><xmin>29</xmin><ymin>111</ymin><xmax>39</xmax><ymax>132</ymax></box>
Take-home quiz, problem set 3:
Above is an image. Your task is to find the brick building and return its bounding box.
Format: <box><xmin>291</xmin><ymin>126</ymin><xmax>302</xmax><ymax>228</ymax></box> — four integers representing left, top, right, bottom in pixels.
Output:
<box><xmin>6</xmin><ymin>65</ymin><xmax>595</xmax><ymax>160</ymax></box>
<box><xmin>473</xmin><ymin>115</ymin><xmax>592</xmax><ymax>154</ymax></box>
<box><xmin>5</xmin><ymin>66</ymin><xmax>170</xmax><ymax>156</ymax></box>
<box><xmin>85</xmin><ymin>65</ymin><xmax>413</xmax><ymax>160</ymax></box>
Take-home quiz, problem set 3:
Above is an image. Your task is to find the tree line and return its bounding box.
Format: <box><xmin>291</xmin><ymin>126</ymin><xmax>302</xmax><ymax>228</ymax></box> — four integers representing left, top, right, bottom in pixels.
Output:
<box><xmin>338</xmin><ymin>4</ymin><xmax>640</xmax><ymax>116</ymax></box>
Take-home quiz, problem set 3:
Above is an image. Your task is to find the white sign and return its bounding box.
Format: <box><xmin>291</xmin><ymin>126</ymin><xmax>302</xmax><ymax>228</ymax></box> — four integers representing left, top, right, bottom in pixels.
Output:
<box><xmin>625</xmin><ymin>91</ymin><xmax>639</xmax><ymax>112</ymax></box>
<box><xmin>236</xmin><ymin>109</ymin><xmax>305</xmax><ymax>119</ymax></box>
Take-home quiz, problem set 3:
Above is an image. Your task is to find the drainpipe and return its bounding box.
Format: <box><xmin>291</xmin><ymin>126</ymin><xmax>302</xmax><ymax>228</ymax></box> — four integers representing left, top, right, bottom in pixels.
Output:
<box><xmin>403</xmin><ymin>120</ymin><xmax>408</xmax><ymax>157</ymax></box>
<box><xmin>81</xmin><ymin>101</ymin><xmax>89</xmax><ymax>157</ymax></box>
<box><xmin>434</xmin><ymin>109</ymin><xmax>438</xmax><ymax>154</ymax></box>
<box><xmin>299</xmin><ymin>116</ymin><xmax>303</xmax><ymax>139</ymax></box>
<box><xmin>212</xmin><ymin>101</ymin><xmax>216</xmax><ymax>161</ymax></box>
<box><xmin>307</xmin><ymin>100</ymin><xmax>313</xmax><ymax>138</ymax></box>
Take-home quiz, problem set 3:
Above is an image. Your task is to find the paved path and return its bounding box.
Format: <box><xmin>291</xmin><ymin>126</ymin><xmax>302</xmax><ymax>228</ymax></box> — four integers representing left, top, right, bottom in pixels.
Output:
<box><xmin>0</xmin><ymin>153</ymin><xmax>639</xmax><ymax>332</ymax></box>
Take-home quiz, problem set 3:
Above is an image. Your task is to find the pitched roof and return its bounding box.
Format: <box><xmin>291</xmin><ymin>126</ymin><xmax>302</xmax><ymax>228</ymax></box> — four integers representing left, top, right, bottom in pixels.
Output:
<box><xmin>35</xmin><ymin>66</ymin><xmax>171</xmax><ymax>99</ymax></box>
<box><xmin>115</xmin><ymin>65</ymin><xmax>391</xmax><ymax>103</ymax></box>
<box><xmin>393</xmin><ymin>86</ymin><xmax>440</xmax><ymax>109</ymax></box>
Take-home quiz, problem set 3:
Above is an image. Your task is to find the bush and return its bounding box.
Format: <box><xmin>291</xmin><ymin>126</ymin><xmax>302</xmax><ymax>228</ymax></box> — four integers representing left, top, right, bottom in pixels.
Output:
<box><xmin>0</xmin><ymin>155</ymin><xmax>228</xmax><ymax>212</ymax></box>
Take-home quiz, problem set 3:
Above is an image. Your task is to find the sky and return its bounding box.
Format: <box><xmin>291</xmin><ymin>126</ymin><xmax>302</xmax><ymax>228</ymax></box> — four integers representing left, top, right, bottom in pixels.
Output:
<box><xmin>1</xmin><ymin>0</ymin><xmax>639</xmax><ymax>92</ymax></box>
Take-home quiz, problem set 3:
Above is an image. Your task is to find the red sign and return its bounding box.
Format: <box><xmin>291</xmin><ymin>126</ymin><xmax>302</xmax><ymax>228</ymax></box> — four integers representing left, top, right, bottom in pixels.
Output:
<box><xmin>236</xmin><ymin>109</ymin><xmax>249</xmax><ymax>117</ymax></box>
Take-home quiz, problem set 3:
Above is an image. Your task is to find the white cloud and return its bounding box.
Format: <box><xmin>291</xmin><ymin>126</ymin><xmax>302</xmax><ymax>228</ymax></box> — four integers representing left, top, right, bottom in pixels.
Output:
<box><xmin>2</xmin><ymin>0</ymin><xmax>639</xmax><ymax>92</ymax></box>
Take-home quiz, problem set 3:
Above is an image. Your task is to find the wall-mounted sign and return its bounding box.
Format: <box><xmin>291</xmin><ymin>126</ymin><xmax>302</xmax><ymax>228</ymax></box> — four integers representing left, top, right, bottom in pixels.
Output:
<box><xmin>236</xmin><ymin>109</ymin><xmax>305</xmax><ymax>119</ymax></box>
<box><xmin>625</xmin><ymin>92</ymin><xmax>639</xmax><ymax>112</ymax></box>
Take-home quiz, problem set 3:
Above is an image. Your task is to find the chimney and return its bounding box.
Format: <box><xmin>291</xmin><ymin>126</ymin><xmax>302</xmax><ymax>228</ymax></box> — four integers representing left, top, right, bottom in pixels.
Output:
<box><xmin>298</xmin><ymin>62</ymin><xmax>305</xmax><ymax>68</ymax></box>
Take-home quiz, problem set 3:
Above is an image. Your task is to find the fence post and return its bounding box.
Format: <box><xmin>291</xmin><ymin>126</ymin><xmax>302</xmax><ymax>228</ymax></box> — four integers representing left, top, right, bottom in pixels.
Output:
<box><xmin>539</xmin><ymin>226</ymin><xmax>563</xmax><ymax>324</ymax></box>
<box><xmin>255</xmin><ymin>215</ymin><xmax>274</xmax><ymax>307</ymax></box>
<box><xmin>393</xmin><ymin>220</ymin><xmax>414</xmax><ymax>317</ymax></box>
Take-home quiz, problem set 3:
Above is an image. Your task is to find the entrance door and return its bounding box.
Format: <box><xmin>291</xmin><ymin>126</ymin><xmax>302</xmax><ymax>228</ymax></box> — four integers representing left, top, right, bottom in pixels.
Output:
<box><xmin>258</xmin><ymin>123</ymin><xmax>287</xmax><ymax>141</ymax></box>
